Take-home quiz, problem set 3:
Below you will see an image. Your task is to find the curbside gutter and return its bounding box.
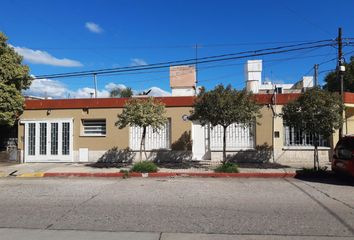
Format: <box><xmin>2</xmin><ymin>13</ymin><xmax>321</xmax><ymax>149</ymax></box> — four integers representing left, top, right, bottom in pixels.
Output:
<box><xmin>39</xmin><ymin>172</ymin><xmax>296</xmax><ymax>178</ymax></box>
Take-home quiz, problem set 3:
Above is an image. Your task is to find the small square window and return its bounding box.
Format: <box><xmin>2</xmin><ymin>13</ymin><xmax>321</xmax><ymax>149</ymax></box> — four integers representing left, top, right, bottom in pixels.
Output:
<box><xmin>82</xmin><ymin>119</ymin><xmax>106</xmax><ymax>136</ymax></box>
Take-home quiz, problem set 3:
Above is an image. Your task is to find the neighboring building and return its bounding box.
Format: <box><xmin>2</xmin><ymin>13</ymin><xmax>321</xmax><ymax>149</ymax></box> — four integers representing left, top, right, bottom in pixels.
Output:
<box><xmin>16</xmin><ymin>61</ymin><xmax>352</xmax><ymax>165</ymax></box>
<box><xmin>245</xmin><ymin>60</ymin><xmax>314</xmax><ymax>94</ymax></box>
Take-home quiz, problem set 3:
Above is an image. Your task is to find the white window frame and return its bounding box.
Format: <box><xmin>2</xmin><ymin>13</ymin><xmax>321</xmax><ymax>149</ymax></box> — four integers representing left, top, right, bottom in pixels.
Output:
<box><xmin>129</xmin><ymin>120</ymin><xmax>171</xmax><ymax>151</ymax></box>
<box><xmin>81</xmin><ymin>119</ymin><xmax>106</xmax><ymax>137</ymax></box>
<box><xmin>284</xmin><ymin>126</ymin><xmax>329</xmax><ymax>148</ymax></box>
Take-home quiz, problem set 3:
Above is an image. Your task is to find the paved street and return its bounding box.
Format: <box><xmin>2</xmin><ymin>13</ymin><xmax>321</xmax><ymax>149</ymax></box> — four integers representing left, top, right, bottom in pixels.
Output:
<box><xmin>0</xmin><ymin>177</ymin><xmax>353</xmax><ymax>239</ymax></box>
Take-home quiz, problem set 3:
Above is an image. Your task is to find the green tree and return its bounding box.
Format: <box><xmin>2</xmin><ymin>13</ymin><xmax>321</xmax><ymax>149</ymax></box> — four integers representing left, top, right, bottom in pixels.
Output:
<box><xmin>282</xmin><ymin>88</ymin><xmax>343</xmax><ymax>170</ymax></box>
<box><xmin>189</xmin><ymin>84</ymin><xmax>261</xmax><ymax>164</ymax></box>
<box><xmin>323</xmin><ymin>56</ymin><xmax>354</xmax><ymax>92</ymax></box>
<box><xmin>115</xmin><ymin>97</ymin><xmax>167</xmax><ymax>161</ymax></box>
<box><xmin>0</xmin><ymin>32</ymin><xmax>32</xmax><ymax>126</ymax></box>
<box><xmin>110</xmin><ymin>87</ymin><xmax>133</xmax><ymax>98</ymax></box>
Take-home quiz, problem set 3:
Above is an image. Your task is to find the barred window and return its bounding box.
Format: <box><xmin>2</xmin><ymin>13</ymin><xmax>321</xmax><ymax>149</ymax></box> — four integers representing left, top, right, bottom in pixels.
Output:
<box><xmin>209</xmin><ymin>123</ymin><xmax>255</xmax><ymax>150</ymax></box>
<box><xmin>284</xmin><ymin>126</ymin><xmax>328</xmax><ymax>147</ymax></box>
<box><xmin>82</xmin><ymin>119</ymin><xmax>106</xmax><ymax>136</ymax></box>
<box><xmin>130</xmin><ymin>120</ymin><xmax>170</xmax><ymax>151</ymax></box>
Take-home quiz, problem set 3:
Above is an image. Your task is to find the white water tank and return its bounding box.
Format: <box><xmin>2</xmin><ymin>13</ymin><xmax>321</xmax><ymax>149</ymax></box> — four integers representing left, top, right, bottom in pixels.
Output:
<box><xmin>245</xmin><ymin>60</ymin><xmax>262</xmax><ymax>93</ymax></box>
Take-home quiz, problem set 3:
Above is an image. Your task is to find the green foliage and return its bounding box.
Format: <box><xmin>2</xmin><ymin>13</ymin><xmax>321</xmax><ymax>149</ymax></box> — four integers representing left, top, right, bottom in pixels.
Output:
<box><xmin>115</xmin><ymin>97</ymin><xmax>167</xmax><ymax>161</ymax></box>
<box><xmin>189</xmin><ymin>84</ymin><xmax>261</xmax><ymax>163</ymax></box>
<box><xmin>131</xmin><ymin>161</ymin><xmax>158</xmax><ymax>173</ymax></box>
<box><xmin>119</xmin><ymin>169</ymin><xmax>130</xmax><ymax>178</ymax></box>
<box><xmin>323</xmin><ymin>56</ymin><xmax>354</xmax><ymax>92</ymax></box>
<box><xmin>116</xmin><ymin>97</ymin><xmax>167</xmax><ymax>130</ymax></box>
<box><xmin>0</xmin><ymin>82</ymin><xmax>24</xmax><ymax>126</ymax></box>
<box><xmin>110</xmin><ymin>87</ymin><xmax>133</xmax><ymax>98</ymax></box>
<box><xmin>0</xmin><ymin>32</ymin><xmax>32</xmax><ymax>126</ymax></box>
<box><xmin>282</xmin><ymin>88</ymin><xmax>343</xmax><ymax>169</ymax></box>
<box><xmin>282</xmin><ymin>88</ymin><xmax>343</xmax><ymax>138</ymax></box>
<box><xmin>296</xmin><ymin>166</ymin><xmax>330</xmax><ymax>178</ymax></box>
<box><xmin>190</xmin><ymin>84</ymin><xmax>261</xmax><ymax>127</ymax></box>
<box><xmin>214</xmin><ymin>162</ymin><xmax>239</xmax><ymax>173</ymax></box>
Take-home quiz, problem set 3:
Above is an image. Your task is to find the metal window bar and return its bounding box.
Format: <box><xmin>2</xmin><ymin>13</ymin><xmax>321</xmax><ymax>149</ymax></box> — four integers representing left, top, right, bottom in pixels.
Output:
<box><xmin>130</xmin><ymin>120</ymin><xmax>170</xmax><ymax>151</ymax></box>
<box><xmin>51</xmin><ymin>123</ymin><xmax>58</xmax><ymax>155</ymax></box>
<box><xmin>209</xmin><ymin>123</ymin><xmax>254</xmax><ymax>151</ymax></box>
<box><xmin>284</xmin><ymin>126</ymin><xmax>328</xmax><ymax>147</ymax></box>
<box><xmin>28</xmin><ymin>123</ymin><xmax>36</xmax><ymax>155</ymax></box>
<box><xmin>39</xmin><ymin>123</ymin><xmax>47</xmax><ymax>155</ymax></box>
<box><xmin>62</xmin><ymin>122</ymin><xmax>70</xmax><ymax>155</ymax></box>
<box><xmin>83</xmin><ymin>120</ymin><xmax>106</xmax><ymax>135</ymax></box>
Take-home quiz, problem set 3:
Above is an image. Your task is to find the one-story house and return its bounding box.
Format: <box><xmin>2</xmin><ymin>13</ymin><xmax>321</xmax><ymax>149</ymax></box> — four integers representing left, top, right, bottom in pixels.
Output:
<box><xmin>17</xmin><ymin>62</ymin><xmax>354</xmax><ymax>164</ymax></box>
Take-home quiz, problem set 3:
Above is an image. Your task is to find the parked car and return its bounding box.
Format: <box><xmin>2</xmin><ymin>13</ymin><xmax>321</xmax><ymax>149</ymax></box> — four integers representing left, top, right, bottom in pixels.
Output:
<box><xmin>332</xmin><ymin>135</ymin><xmax>354</xmax><ymax>177</ymax></box>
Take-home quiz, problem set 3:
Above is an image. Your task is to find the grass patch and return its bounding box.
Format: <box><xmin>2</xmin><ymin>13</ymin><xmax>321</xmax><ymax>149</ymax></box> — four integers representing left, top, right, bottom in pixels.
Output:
<box><xmin>131</xmin><ymin>161</ymin><xmax>158</xmax><ymax>173</ymax></box>
<box><xmin>295</xmin><ymin>166</ymin><xmax>331</xmax><ymax>178</ymax></box>
<box><xmin>214</xmin><ymin>162</ymin><xmax>239</xmax><ymax>173</ymax></box>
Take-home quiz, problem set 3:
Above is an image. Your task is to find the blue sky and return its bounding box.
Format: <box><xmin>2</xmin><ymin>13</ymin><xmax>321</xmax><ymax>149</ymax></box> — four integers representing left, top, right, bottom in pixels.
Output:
<box><xmin>1</xmin><ymin>0</ymin><xmax>354</xmax><ymax>98</ymax></box>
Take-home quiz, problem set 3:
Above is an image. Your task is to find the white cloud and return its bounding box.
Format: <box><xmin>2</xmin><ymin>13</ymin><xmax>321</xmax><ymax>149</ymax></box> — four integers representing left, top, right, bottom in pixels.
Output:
<box><xmin>141</xmin><ymin>87</ymin><xmax>171</xmax><ymax>96</ymax></box>
<box><xmin>73</xmin><ymin>87</ymin><xmax>110</xmax><ymax>98</ymax></box>
<box><xmin>130</xmin><ymin>58</ymin><xmax>148</xmax><ymax>66</ymax></box>
<box><xmin>24</xmin><ymin>79</ymin><xmax>171</xmax><ymax>99</ymax></box>
<box><xmin>85</xmin><ymin>22</ymin><xmax>103</xmax><ymax>33</ymax></box>
<box><xmin>12</xmin><ymin>45</ymin><xmax>83</xmax><ymax>67</ymax></box>
<box><xmin>24</xmin><ymin>78</ymin><xmax>69</xmax><ymax>98</ymax></box>
<box><xmin>105</xmin><ymin>83</ymin><xmax>127</xmax><ymax>91</ymax></box>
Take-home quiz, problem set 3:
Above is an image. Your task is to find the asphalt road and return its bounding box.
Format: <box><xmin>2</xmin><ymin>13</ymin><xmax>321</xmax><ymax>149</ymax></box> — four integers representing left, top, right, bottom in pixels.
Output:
<box><xmin>0</xmin><ymin>177</ymin><xmax>353</xmax><ymax>240</ymax></box>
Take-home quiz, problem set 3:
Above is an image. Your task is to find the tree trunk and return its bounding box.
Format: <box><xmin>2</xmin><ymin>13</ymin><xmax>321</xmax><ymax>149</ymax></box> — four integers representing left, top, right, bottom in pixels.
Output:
<box><xmin>314</xmin><ymin>134</ymin><xmax>319</xmax><ymax>170</ymax></box>
<box><xmin>140</xmin><ymin>127</ymin><xmax>147</xmax><ymax>162</ymax></box>
<box><xmin>222</xmin><ymin>125</ymin><xmax>227</xmax><ymax>164</ymax></box>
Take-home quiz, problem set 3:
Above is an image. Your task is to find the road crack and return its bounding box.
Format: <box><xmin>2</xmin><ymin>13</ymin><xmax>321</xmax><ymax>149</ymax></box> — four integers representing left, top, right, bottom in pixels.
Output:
<box><xmin>44</xmin><ymin>182</ymin><xmax>118</xmax><ymax>230</ymax></box>
<box><xmin>285</xmin><ymin>178</ymin><xmax>354</xmax><ymax>235</ymax></box>
<box><xmin>301</xmin><ymin>181</ymin><xmax>354</xmax><ymax>211</ymax></box>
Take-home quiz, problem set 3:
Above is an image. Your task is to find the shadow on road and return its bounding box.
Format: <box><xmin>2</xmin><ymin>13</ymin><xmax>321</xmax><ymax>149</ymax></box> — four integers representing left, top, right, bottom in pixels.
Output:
<box><xmin>295</xmin><ymin>174</ymin><xmax>354</xmax><ymax>186</ymax></box>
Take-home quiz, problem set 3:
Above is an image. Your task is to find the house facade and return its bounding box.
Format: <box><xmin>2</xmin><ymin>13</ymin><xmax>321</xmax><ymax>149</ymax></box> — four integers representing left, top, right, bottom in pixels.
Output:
<box><xmin>16</xmin><ymin>61</ymin><xmax>354</xmax><ymax>164</ymax></box>
<box><xmin>19</xmin><ymin>93</ymin><xmax>354</xmax><ymax>164</ymax></box>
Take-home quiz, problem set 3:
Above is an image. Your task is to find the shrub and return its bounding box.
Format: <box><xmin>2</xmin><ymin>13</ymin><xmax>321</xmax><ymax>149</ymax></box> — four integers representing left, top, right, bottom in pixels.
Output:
<box><xmin>131</xmin><ymin>161</ymin><xmax>158</xmax><ymax>173</ymax></box>
<box><xmin>296</xmin><ymin>166</ymin><xmax>329</xmax><ymax>177</ymax></box>
<box><xmin>214</xmin><ymin>162</ymin><xmax>239</xmax><ymax>173</ymax></box>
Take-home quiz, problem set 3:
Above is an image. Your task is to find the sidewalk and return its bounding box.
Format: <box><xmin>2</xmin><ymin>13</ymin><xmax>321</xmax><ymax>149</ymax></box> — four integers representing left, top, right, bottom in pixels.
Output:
<box><xmin>0</xmin><ymin>161</ymin><xmax>330</xmax><ymax>178</ymax></box>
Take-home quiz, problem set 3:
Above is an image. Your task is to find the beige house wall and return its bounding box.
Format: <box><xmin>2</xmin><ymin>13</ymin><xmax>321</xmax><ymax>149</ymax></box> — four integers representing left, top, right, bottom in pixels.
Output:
<box><xmin>18</xmin><ymin>102</ymin><xmax>345</xmax><ymax>165</ymax></box>
<box><xmin>255</xmin><ymin>106</ymin><xmax>273</xmax><ymax>147</ymax></box>
<box><xmin>18</xmin><ymin>107</ymin><xmax>192</xmax><ymax>162</ymax></box>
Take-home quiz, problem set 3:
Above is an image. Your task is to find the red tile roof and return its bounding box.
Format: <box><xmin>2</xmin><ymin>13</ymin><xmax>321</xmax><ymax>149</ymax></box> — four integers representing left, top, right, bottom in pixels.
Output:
<box><xmin>28</xmin><ymin>92</ymin><xmax>353</xmax><ymax>110</ymax></box>
<box><xmin>24</xmin><ymin>96</ymin><xmax>196</xmax><ymax>110</ymax></box>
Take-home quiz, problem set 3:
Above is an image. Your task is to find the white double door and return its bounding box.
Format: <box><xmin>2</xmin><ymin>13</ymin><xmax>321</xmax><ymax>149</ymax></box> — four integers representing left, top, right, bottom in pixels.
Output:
<box><xmin>23</xmin><ymin>119</ymin><xmax>73</xmax><ymax>162</ymax></box>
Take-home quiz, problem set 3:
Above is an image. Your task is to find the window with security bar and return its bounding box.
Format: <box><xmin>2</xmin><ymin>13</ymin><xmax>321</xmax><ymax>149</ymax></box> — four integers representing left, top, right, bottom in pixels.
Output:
<box><xmin>284</xmin><ymin>126</ymin><xmax>328</xmax><ymax>147</ymax></box>
<box><xmin>82</xmin><ymin>119</ymin><xmax>106</xmax><ymax>136</ymax></box>
<box><xmin>130</xmin><ymin>119</ymin><xmax>170</xmax><ymax>151</ymax></box>
<box><xmin>209</xmin><ymin>123</ymin><xmax>255</xmax><ymax>150</ymax></box>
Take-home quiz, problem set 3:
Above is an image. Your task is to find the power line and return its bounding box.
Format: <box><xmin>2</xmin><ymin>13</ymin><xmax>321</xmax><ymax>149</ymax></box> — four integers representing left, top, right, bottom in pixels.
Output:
<box><xmin>26</xmin><ymin>39</ymin><xmax>334</xmax><ymax>50</ymax></box>
<box><xmin>34</xmin><ymin>40</ymin><xmax>334</xmax><ymax>79</ymax></box>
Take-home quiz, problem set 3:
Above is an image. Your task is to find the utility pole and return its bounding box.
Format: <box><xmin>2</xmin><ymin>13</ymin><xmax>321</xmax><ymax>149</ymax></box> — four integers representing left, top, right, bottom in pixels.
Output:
<box><xmin>314</xmin><ymin>64</ymin><xmax>319</xmax><ymax>87</ymax></box>
<box><xmin>337</xmin><ymin>27</ymin><xmax>345</xmax><ymax>138</ymax></box>
<box><xmin>338</xmin><ymin>28</ymin><xmax>344</xmax><ymax>97</ymax></box>
<box><xmin>93</xmin><ymin>73</ymin><xmax>98</xmax><ymax>98</ymax></box>
<box><xmin>195</xmin><ymin>44</ymin><xmax>199</xmax><ymax>83</ymax></box>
